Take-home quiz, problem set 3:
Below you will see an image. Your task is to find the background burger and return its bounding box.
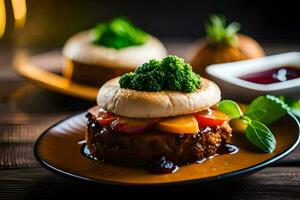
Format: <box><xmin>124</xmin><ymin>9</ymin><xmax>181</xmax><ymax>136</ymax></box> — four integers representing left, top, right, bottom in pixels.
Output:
<box><xmin>63</xmin><ymin>17</ymin><xmax>167</xmax><ymax>87</ymax></box>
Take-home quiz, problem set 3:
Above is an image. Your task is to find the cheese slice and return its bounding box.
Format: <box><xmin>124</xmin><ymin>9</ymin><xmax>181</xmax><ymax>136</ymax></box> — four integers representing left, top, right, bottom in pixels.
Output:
<box><xmin>155</xmin><ymin>115</ymin><xmax>199</xmax><ymax>134</ymax></box>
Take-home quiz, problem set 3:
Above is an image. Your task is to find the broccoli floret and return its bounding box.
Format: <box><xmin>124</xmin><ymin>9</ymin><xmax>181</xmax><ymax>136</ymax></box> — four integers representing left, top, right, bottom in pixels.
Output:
<box><xmin>130</xmin><ymin>73</ymin><xmax>162</xmax><ymax>91</ymax></box>
<box><xmin>91</xmin><ymin>17</ymin><xmax>148</xmax><ymax>49</ymax></box>
<box><xmin>135</xmin><ymin>59</ymin><xmax>161</xmax><ymax>74</ymax></box>
<box><xmin>119</xmin><ymin>55</ymin><xmax>201</xmax><ymax>93</ymax></box>
<box><xmin>119</xmin><ymin>72</ymin><xmax>135</xmax><ymax>88</ymax></box>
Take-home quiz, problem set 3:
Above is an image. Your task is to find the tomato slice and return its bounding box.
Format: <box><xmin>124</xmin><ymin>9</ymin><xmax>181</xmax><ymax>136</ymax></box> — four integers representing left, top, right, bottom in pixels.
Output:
<box><xmin>111</xmin><ymin>117</ymin><xmax>160</xmax><ymax>134</ymax></box>
<box><xmin>87</xmin><ymin>106</ymin><xmax>118</xmax><ymax>126</ymax></box>
<box><xmin>194</xmin><ymin>109</ymin><xmax>230</xmax><ymax>128</ymax></box>
<box><xmin>98</xmin><ymin>114</ymin><xmax>117</xmax><ymax>126</ymax></box>
<box><xmin>96</xmin><ymin>110</ymin><xmax>117</xmax><ymax>126</ymax></box>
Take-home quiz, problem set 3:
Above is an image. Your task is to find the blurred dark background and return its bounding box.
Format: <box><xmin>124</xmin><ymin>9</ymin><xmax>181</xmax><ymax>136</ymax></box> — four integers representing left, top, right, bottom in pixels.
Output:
<box><xmin>1</xmin><ymin>0</ymin><xmax>300</xmax><ymax>48</ymax></box>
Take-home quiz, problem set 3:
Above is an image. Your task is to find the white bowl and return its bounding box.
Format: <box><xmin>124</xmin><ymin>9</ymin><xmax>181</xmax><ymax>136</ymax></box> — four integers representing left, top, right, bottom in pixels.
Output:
<box><xmin>206</xmin><ymin>52</ymin><xmax>300</xmax><ymax>101</ymax></box>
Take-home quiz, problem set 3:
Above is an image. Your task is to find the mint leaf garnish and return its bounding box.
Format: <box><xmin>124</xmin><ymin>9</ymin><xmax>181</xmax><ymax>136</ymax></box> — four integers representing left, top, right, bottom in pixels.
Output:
<box><xmin>246</xmin><ymin>120</ymin><xmax>276</xmax><ymax>153</ymax></box>
<box><xmin>245</xmin><ymin>95</ymin><xmax>289</xmax><ymax>125</ymax></box>
<box><xmin>281</xmin><ymin>96</ymin><xmax>300</xmax><ymax>118</ymax></box>
<box><xmin>217</xmin><ymin>100</ymin><xmax>243</xmax><ymax>119</ymax></box>
<box><xmin>290</xmin><ymin>101</ymin><xmax>300</xmax><ymax>118</ymax></box>
<box><xmin>217</xmin><ymin>95</ymin><xmax>288</xmax><ymax>153</ymax></box>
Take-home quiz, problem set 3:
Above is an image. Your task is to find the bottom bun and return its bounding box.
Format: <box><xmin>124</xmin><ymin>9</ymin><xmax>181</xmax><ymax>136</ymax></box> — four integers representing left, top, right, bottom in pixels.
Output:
<box><xmin>63</xmin><ymin>58</ymin><xmax>132</xmax><ymax>87</ymax></box>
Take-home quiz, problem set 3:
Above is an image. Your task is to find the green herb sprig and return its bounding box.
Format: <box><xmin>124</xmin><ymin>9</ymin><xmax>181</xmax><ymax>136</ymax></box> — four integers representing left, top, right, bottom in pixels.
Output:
<box><xmin>91</xmin><ymin>17</ymin><xmax>148</xmax><ymax>49</ymax></box>
<box><xmin>205</xmin><ymin>14</ymin><xmax>241</xmax><ymax>46</ymax></box>
<box><xmin>279</xmin><ymin>96</ymin><xmax>300</xmax><ymax>119</ymax></box>
<box><xmin>217</xmin><ymin>95</ymin><xmax>289</xmax><ymax>153</ymax></box>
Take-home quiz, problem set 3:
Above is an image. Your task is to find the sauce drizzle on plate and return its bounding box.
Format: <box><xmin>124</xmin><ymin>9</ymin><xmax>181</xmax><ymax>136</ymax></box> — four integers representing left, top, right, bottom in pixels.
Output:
<box><xmin>81</xmin><ymin>141</ymin><xmax>239</xmax><ymax>174</ymax></box>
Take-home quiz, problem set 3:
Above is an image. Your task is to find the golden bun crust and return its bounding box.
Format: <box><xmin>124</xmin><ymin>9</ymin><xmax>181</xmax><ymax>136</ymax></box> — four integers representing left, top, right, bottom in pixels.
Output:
<box><xmin>97</xmin><ymin>77</ymin><xmax>221</xmax><ymax>118</ymax></box>
<box><xmin>62</xmin><ymin>31</ymin><xmax>167</xmax><ymax>69</ymax></box>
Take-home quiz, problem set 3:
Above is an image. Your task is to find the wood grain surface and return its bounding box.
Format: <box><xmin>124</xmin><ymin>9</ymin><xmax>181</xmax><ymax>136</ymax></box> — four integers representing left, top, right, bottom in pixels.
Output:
<box><xmin>0</xmin><ymin>167</ymin><xmax>300</xmax><ymax>200</ymax></box>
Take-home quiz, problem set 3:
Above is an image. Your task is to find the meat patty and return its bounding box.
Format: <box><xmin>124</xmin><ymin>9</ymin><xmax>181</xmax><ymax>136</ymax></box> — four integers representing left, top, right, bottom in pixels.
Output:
<box><xmin>86</xmin><ymin>113</ymin><xmax>232</xmax><ymax>167</ymax></box>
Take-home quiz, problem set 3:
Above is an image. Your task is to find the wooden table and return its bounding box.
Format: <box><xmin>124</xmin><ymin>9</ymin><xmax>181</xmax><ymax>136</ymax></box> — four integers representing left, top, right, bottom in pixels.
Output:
<box><xmin>1</xmin><ymin>41</ymin><xmax>300</xmax><ymax>199</ymax></box>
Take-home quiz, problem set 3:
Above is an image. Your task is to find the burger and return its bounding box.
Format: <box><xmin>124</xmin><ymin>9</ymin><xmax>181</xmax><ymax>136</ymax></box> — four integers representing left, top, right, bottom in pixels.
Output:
<box><xmin>85</xmin><ymin>56</ymin><xmax>232</xmax><ymax>173</ymax></box>
<box><xmin>63</xmin><ymin>17</ymin><xmax>167</xmax><ymax>87</ymax></box>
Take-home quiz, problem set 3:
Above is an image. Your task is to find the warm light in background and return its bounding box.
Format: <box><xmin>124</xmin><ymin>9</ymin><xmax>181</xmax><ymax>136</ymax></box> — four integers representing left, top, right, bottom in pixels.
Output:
<box><xmin>0</xmin><ymin>0</ymin><xmax>6</xmax><ymax>38</ymax></box>
<box><xmin>0</xmin><ymin>0</ymin><xmax>27</xmax><ymax>39</ymax></box>
<box><xmin>11</xmin><ymin>0</ymin><xmax>27</xmax><ymax>29</ymax></box>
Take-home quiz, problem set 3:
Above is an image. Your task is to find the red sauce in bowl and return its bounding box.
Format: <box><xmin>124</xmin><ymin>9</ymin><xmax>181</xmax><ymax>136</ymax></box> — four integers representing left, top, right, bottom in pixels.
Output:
<box><xmin>239</xmin><ymin>67</ymin><xmax>300</xmax><ymax>84</ymax></box>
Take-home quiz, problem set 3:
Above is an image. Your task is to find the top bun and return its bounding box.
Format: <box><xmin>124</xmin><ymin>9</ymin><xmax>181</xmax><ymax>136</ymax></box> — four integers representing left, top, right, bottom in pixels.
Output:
<box><xmin>97</xmin><ymin>77</ymin><xmax>221</xmax><ymax>118</ymax></box>
<box><xmin>63</xmin><ymin>31</ymin><xmax>167</xmax><ymax>69</ymax></box>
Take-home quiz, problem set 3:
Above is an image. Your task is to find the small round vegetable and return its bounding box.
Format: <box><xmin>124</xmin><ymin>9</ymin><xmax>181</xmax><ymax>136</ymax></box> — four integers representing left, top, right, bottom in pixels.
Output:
<box><xmin>189</xmin><ymin>14</ymin><xmax>265</xmax><ymax>77</ymax></box>
<box><xmin>230</xmin><ymin>118</ymin><xmax>248</xmax><ymax>134</ymax></box>
<box><xmin>194</xmin><ymin>109</ymin><xmax>230</xmax><ymax>128</ymax></box>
